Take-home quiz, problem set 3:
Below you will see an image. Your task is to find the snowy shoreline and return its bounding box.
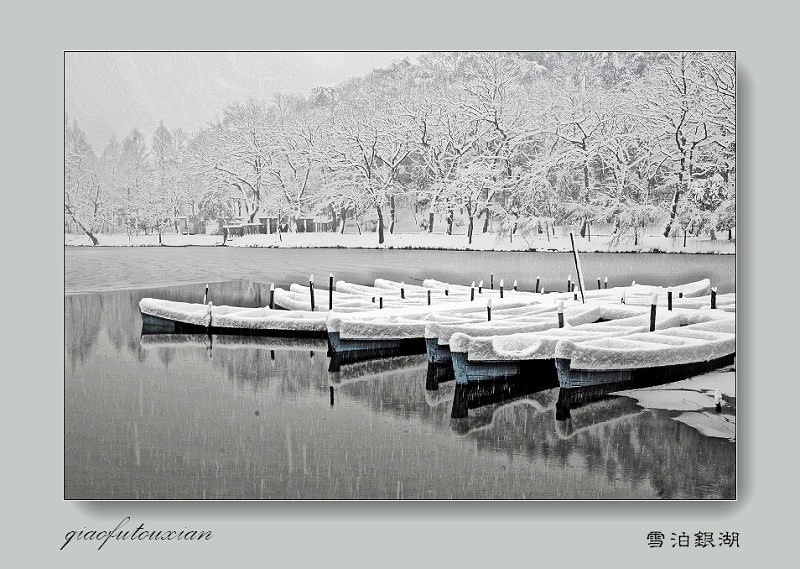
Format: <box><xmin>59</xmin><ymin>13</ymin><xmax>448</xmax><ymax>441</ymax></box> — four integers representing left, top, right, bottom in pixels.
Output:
<box><xmin>64</xmin><ymin>232</ymin><xmax>736</xmax><ymax>254</ymax></box>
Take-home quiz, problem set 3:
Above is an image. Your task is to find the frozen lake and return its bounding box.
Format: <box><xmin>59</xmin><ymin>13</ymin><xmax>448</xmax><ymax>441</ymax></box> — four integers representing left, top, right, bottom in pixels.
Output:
<box><xmin>64</xmin><ymin>247</ymin><xmax>735</xmax><ymax>499</ymax></box>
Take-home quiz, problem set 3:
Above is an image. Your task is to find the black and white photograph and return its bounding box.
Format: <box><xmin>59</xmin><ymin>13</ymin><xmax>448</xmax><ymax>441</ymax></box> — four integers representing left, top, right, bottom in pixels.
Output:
<box><xmin>64</xmin><ymin>50</ymin><xmax>737</xmax><ymax>501</ymax></box>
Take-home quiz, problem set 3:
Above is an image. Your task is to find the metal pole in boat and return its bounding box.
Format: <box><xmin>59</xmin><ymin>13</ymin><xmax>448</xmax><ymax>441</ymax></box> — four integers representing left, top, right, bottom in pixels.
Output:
<box><xmin>471</xmin><ymin>282</ymin><xmax>475</xmax><ymax>301</ymax></box>
<box><xmin>569</xmin><ymin>232</ymin><xmax>586</xmax><ymax>304</ymax></box>
<box><xmin>269</xmin><ymin>283</ymin><xmax>275</xmax><ymax>309</ymax></box>
<box><xmin>668</xmin><ymin>290</ymin><xmax>673</xmax><ymax>311</ymax></box>
<box><xmin>203</xmin><ymin>283</ymin><xmax>209</xmax><ymax>304</ymax></box>
<box><xmin>650</xmin><ymin>293</ymin><xmax>658</xmax><ymax>332</ymax></box>
<box><xmin>535</xmin><ymin>276</ymin><xmax>540</xmax><ymax>293</ymax></box>
<box><xmin>557</xmin><ymin>301</ymin><xmax>564</xmax><ymax>328</ymax></box>
<box><xmin>500</xmin><ymin>279</ymin><xmax>504</xmax><ymax>299</ymax></box>
<box><xmin>487</xmin><ymin>298</ymin><xmax>492</xmax><ymax>321</ymax></box>
<box><xmin>309</xmin><ymin>275</ymin><xmax>315</xmax><ymax>311</ymax></box>
<box><xmin>329</xmin><ymin>273</ymin><xmax>334</xmax><ymax>310</ymax></box>
<box><xmin>491</xmin><ymin>273</ymin><xmax>494</xmax><ymax>290</ymax></box>
<box><xmin>478</xmin><ymin>280</ymin><xmax>483</xmax><ymax>294</ymax></box>
<box><xmin>401</xmin><ymin>282</ymin><xmax>405</xmax><ymax>299</ymax></box>
<box><xmin>711</xmin><ymin>287</ymin><xmax>717</xmax><ymax>309</ymax></box>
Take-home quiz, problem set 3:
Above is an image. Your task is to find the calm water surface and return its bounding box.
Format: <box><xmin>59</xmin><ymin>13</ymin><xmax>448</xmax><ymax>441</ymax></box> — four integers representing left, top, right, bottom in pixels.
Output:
<box><xmin>64</xmin><ymin>248</ymin><xmax>735</xmax><ymax>499</ymax></box>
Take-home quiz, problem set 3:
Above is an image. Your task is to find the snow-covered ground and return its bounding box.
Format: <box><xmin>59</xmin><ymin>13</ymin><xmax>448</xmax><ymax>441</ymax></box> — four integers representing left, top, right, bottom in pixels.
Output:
<box><xmin>64</xmin><ymin>230</ymin><xmax>736</xmax><ymax>254</ymax></box>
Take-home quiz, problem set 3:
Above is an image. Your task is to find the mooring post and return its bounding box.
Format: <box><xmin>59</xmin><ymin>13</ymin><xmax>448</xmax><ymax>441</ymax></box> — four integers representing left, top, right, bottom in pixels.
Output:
<box><xmin>490</xmin><ymin>273</ymin><xmax>494</xmax><ymax>290</ymax></box>
<box><xmin>470</xmin><ymin>281</ymin><xmax>475</xmax><ymax>301</ymax></box>
<box><xmin>269</xmin><ymin>283</ymin><xmax>275</xmax><ymax>309</ymax></box>
<box><xmin>621</xmin><ymin>291</ymin><xmax>626</xmax><ymax>304</ymax></box>
<box><xmin>206</xmin><ymin>301</ymin><xmax>213</xmax><ymax>330</ymax></box>
<box><xmin>711</xmin><ymin>287</ymin><xmax>717</xmax><ymax>309</ymax></box>
<box><xmin>557</xmin><ymin>301</ymin><xmax>564</xmax><ymax>328</ymax></box>
<box><xmin>329</xmin><ymin>273</ymin><xmax>334</xmax><ymax>311</ymax></box>
<box><xmin>330</xmin><ymin>386</ymin><xmax>334</xmax><ymax>407</ymax></box>
<box><xmin>444</xmin><ymin>284</ymin><xmax>449</xmax><ymax>296</ymax></box>
<box><xmin>203</xmin><ymin>283</ymin><xmax>209</xmax><ymax>304</ymax></box>
<box><xmin>714</xmin><ymin>388</ymin><xmax>722</xmax><ymax>412</ymax></box>
<box><xmin>400</xmin><ymin>281</ymin><xmax>405</xmax><ymax>299</ymax></box>
<box><xmin>604</xmin><ymin>277</ymin><xmax>608</xmax><ymax>289</ymax></box>
<box><xmin>679</xmin><ymin>291</ymin><xmax>683</xmax><ymax>299</ymax></box>
<box><xmin>487</xmin><ymin>298</ymin><xmax>492</xmax><ymax>321</ymax></box>
<box><xmin>567</xmin><ymin>274</ymin><xmax>572</xmax><ymax>293</ymax></box>
<box><xmin>478</xmin><ymin>280</ymin><xmax>483</xmax><ymax>294</ymax></box>
<box><xmin>309</xmin><ymin>275</ymin><xmax>315</xmax><ymax>311</ymax></box>
<box><xmin>500</xmin><ymin>279</ymin><xmax>504</xmax><ymax>299</ymax></box>
<box><xmin>427</xmin><ymin>289</ymin><xmax>431</xmax><ymax>305</ymax></box>
<box><xmin>379</xmin><ymin>296</ymin><xmax>383</xmax><ymax>309</ymax></box>
<box><xmin>535</xmin><ymin>276</ymin><xmax>540</xmax><ymax>294</ymax></box>
<box><xmin>270</xmin><ymin>349</ymin><xmax>275</xmax><ymax>371</ymax></box>
<box><xmin>650</xmin><ymin>293</ymin><xmax>658</xmax><ymax>332</ymax></box>
<box><xmin>574</xmin><ymin>293</ymin><xmax>578</xmax><ymax>301</ymax></box>
<box><xmin>668</xmin><ymin>290</ymin><xmax>673</xmax><ymax>311</ymax></box>
<box><xmin>513</xmin><ymin>279</ymin><xmax>518</xmax><ymax>291</ymax></box>
<box><xmin>597</xmin><ymin>277</ymin><xmax>601</xmax><ymax>290</ymax></box>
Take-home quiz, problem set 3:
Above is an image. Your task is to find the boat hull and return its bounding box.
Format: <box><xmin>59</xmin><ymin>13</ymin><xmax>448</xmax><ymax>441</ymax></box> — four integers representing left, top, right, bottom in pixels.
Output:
<box><xmin>140</xmin><ymin>312</ymin><xmax>327</xmax><ymax>338</ymax></box>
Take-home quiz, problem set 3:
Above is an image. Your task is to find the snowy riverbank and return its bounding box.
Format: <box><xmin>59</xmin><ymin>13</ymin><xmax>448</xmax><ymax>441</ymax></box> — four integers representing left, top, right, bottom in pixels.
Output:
<box><xmin>64</xmin><ymin>230</ymin><xmax>736</xmax><ymax>254</ymax></box>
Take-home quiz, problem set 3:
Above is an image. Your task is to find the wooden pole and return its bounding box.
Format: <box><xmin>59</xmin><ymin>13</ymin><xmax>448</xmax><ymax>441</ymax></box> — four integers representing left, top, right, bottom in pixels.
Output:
<box><xmin>557</xmin><ymin>301</ymin><xmax>564</xmax><ymax>328</ymax></box>
<box><xmin>650</xmin><ymin>293</ymin><xmax>658</xmax><ymax>332</ymax></box>
<box><xmin>379</xmin><ymin>296</ymin><xmax>383</xmax><ymax>309</ymax></box>
<box><xmin>711</xmin><ymin>287</ymin><xmax>717</xmax><ymax>309</ymax></box>
<box><xmin>269</xmin><ymin>283</ymin><xmax>275</xmax><ymax>309</ymax></box>
<box><xmin>569</xmin><ymin>232</ymin><xmax>586</xmax><ymax>303</ymax></box>
<box><xmin>604</xmin><ymin>277</ymin><xmax>608</xmax><ymax>289</ymax></box>
<box><xmin>478</xmin><ymin>280</ymin><xmax>483</xmax><ymax>294</ymax></box>
<box><xmin>400</xmin><ymin>281</ymin><xmax>405</xmax><ymax>299</ymax></box>
<box><xmin>567</xmin><ymin>274</ymin><xmax>572</xmax><ymax>294</ymax></box>
<box><xmin>203</xmin><ymin>283</ymin><xmax>208</xmax><ymax>304</ymax></box>
<box><xmin>427</xmin><ymin>289</ymin><xmax>431</xmax><ymax>305</ymax></box>
<box><xmin>597</xmin><ymin>277</ymin><xmax>601</xmax><ymax>290</ymax></box>
<box><xmin>329</xmin><ymin>273</ymin><xmax>334</xmax><ymax>310</ymax></box>
<box><xmin>668</xmin><ymin>290</ymin><xmax>673</xmax><ymax>311</ymax></box>
<box><xmin>513</xmin><ymin>279</ymin><xmax>518</xmax><ymax>291</ymax></box>
<box><xmin>470</xmin><ymin>282</ymin><xmax>475</xmax><ymax>301</ymax></box>
<box><xmin>500</xmin><ymin>279</ymin><xmax>504</xmax><ymax>299</ymax></box>
<box><xmin>487</xmin><ymin>298</ymin><xmax>492</xmax><ymax>321</ymax></box>
<box><xmin>621</xmin><ymin>291</ymin><xmax>626</xmax><ymax>304</ymax></box>
<box><xmin>535</xmin><ymin>276</ymin><xmax>540</xmax><ymax>294</ymax></box>
<box><xmin>444</xmin><ymin>284</ymin><xmax>449</xmax><ymax>296</ymax></box>
<box><xmin>490</xmin><ymin>273</ymin><xmax>494</xmax><ymax>289</ymax></box>
<box><xmin>309</xmin><ymin>275</ymin><xmax>315</xmax><ymax>311</ymax></box>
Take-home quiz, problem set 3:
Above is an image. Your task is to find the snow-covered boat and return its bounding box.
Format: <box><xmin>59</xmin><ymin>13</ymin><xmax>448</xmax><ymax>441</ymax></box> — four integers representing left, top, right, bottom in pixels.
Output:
<box><xmin>555</xmin><ymin>317</ymin><xmax>735</xmax><ymax>390</ymax></box>
<box><xmin>139</xmin><ymin>298</ymin><xmax>329</xmax><ymax>337</ymax></box>
<box><xmin>326</xmin><ymin>296</ymin><xmax>562</xmax><ymax>364</ymax></box>
<box><xmin>447</xmin><ymin>308</ymin><xmax>732</xmax><ymax>417</ymax></box>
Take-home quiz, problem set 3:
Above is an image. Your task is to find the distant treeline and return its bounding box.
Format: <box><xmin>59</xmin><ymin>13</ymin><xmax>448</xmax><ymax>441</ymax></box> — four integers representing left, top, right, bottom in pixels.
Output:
<box><xmin>65</xmin><ymin>51</ymin><xmax>735</xmax><ymax>246</ymax></box>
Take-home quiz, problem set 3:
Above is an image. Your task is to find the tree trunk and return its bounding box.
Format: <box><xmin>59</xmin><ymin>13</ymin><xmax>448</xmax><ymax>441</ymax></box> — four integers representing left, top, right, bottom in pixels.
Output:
<box><xmin>428</xmin><ymin>211</ymin><xmax>434</xmax><ymax>233</ymax></box>
<box><xmin>340</xmin><ymin>208</ymin><xmax>347</xmax><ymax>234</ymax></box>
<box><xmin>329</xmin><ymin>205</ymin><xmax>338</xmax><ymax>233</ymax></box>
<box><xmin>376</xmin><ymin>205</ymin><xmax>385</xmax><ymax>244</ymax></box>
<box><xmin>446</xmin><ymin>210</ymin><xmax>454</xmax><ymax>235</ymax></box>
<box><xmin>664</xmin><ymin>152</ymin><xmax>687</xmax><ymax>237</ymax></box>
<box><xmin>482</xmin><ymin>207</ymin><xmax>490</xmax><ymax>233</ymax></box>
<box><xmin>467</xmin><ymin>215</ymin><xmax>474</xmax><ymax>245</ymax></box>
<box><xmin>389</xmin><ymin>195</ymin><xmax>396</xmax><ymax>234</ymax></box>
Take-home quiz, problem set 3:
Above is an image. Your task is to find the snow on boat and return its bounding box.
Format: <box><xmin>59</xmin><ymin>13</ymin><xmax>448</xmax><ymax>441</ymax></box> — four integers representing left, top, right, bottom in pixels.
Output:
<box><xmin>446</xmin><ymin>308</ymin><xmax>732</xmax><ymax>417</ymax></box>
<box><xmin>326</xmin><ymin>295</ymin><xmax>561</xmax><ymax>364</ymax></box>
<box><xmin>139</xmin><ymin>298</ymin><xmax>329</xmax><ymax>337</ymax></box>
<box><xmin>555</xmin><ymin>316</ymin><xmax>735</xmax><ymax>390</ymax></box>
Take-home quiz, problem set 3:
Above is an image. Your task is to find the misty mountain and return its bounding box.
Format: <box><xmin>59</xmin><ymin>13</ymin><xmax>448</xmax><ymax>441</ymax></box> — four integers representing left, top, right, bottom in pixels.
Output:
<box><xmin>65</xmin><ymin>52</ymin><xmax>412</xmax><ymax>150</ymax></box>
